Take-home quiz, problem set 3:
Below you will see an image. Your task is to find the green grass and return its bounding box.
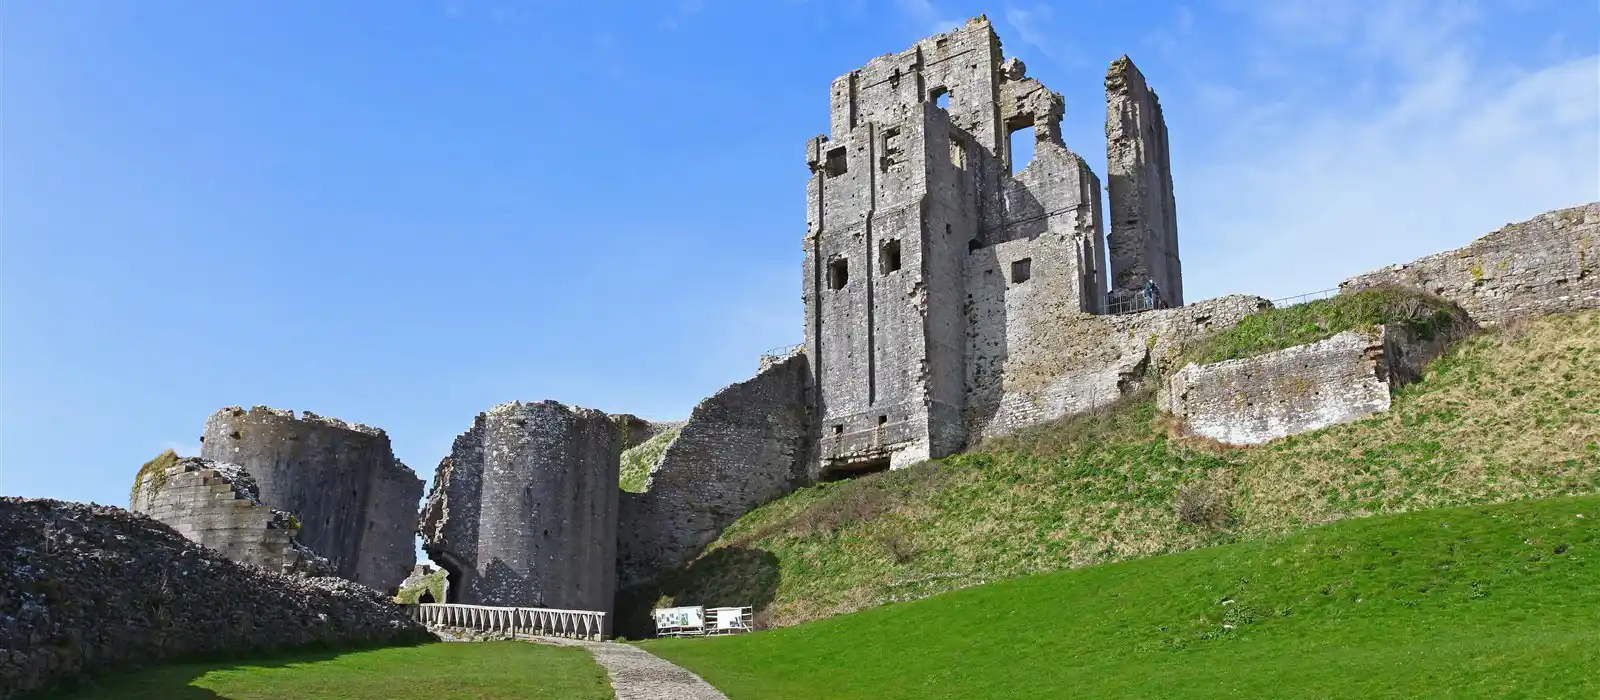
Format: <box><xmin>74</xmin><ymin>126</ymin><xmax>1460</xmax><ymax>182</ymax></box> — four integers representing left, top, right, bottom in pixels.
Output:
<box><xmin>393</xmin><ymin>568</ymin><xmax>448</xmax><ymax>604</ymax></box>
<box><xmin>644</xmin><ymin>495</ymin><xmax>1600</xmax><ymax>699</ymax></box>
<box><xmin>48</xmin><ymin>642</ymin><xmax>613</xmax><ymax>700</ymax></box>
<box><xmin>620</xmin><ymin>424</ymin><xmax>681</xmax><ymax>493</ymax></box>
<box><xmin>629</xmin><ymin>311</ymin><xmax>1599</xmax><ymax>630</ymax></box>
<box><xmin>1182</xmin><ymin>286</ymin><xmax>1471</xmax><ymax>365</ymax></box>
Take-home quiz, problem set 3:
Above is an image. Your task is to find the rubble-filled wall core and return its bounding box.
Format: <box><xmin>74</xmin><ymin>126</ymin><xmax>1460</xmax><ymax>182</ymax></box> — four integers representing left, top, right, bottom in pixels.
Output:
<box><xmin>419</xmin><ymin>401</ymin><xmax>619</xmax><ymax>621</ymax></box>
<box><xmin>129</xmin><ymin>456</ymin><xmax>331</xmax><ymax>576</ymax></box>
<box><xmin>200</xmin><ymin>406</ymin><xmax>423</xmax><ymax>593</ymax></box>
<box><xmin>1106</xmin><ymin>56</ymin><xmax>1182</xmax><ymax>307</ymax></box>
<box><xmin>803</xmin><ymin>16</ymin><xmax>1116</xmax><ymax>477</ymax></box>
<box><xmin>1341</xmin><ymin>203</ymin><xmax>1599</xmax><ymax>325</ymax></box>
<box><xmin>1164</xmin><ymin>323</ymin><xmax>1467</xmax><ymax>446</ymax></box>
<box><xmin>616</xmin><ymin>353</ymin><xmax>810</xmax><ymax>592</ymax></box>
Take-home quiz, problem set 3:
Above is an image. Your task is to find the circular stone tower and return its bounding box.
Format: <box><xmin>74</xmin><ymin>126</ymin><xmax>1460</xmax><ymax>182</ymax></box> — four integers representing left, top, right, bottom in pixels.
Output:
<box><xmin>200</xmin><ymin>406</ymin><xmax>423</xmax><ymax>592</ymax></box>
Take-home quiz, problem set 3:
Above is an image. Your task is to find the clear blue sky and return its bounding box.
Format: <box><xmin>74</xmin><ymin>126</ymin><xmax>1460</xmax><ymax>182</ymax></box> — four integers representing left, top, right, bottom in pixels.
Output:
<box><xmin>4</xmin><ymin>1</ymin><xmax>1597</xmax><ymax>517</ymax></box>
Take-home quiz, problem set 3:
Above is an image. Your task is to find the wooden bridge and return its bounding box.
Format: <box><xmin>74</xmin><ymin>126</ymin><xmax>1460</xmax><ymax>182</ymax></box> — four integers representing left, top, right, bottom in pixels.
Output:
<box><xmin>408</xmin><ymin>603</ymin><xmax>609</xmax><ymax>640</ymax></box>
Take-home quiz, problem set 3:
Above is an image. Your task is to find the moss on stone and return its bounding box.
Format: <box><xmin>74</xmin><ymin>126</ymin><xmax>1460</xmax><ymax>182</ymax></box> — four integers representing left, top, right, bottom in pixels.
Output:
<box><xmin>619</xmin><ymin>425</ymin><xmax>682</xmax><ymax>493</ymax></box>
<box><xmin>1181</xmin><ymin>287</ymin><xmax>1472</xmax><ymax>366</ymax></box>
<box><xmin>131</xmin><ymin>449</ymin><xmax>181</xmax><ymax>505</ymax></box>
<box><xmin>393</xmin><ymin>568</ymin><xmax>448</xmax><ymax>604</ymax></box>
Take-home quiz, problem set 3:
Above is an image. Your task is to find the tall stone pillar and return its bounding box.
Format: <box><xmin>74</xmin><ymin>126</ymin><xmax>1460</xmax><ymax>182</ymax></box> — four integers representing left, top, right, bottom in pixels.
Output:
<box><xmin>1106</xmin><ymin>55</ymin><xmax>1183</xmax><ymax>308</ymax></box>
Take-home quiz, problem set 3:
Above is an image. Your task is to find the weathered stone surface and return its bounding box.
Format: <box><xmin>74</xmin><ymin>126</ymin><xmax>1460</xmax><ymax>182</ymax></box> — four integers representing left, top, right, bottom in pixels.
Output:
<box><xmin>1341</xmin><ymin>203</ymin><xmax>1599</xmax><ymax>325</ymax></box>
<box><xmin>616</xmin><ymin>354</ymin><xmax>809</xmax><ymax>591</ymax></box>
<box><xmin>969</xmin><ymin>294</ymin><xmax>1270</xmax><ymax>441</ymax></box>
<box><xmin>803</xmin><ymin>16</ymin><xmax>1114</xmax><ymax>476</ymax></box>
<box><xmin>419</xmin><ymin>400</ymin><xmax>618</xmax><ymax>620</ymax></box>
<box><xmin>1164</xmin><ymin>323</ymin><xmax>1467</xmax><ymax>446</ymax></box>
<box><xmin>0</xmin><ymin>498</ymin><xmax>431</xmax><ymax>700</ymax></box>
<box><xmin>200</xmin><ymin>406</ymin><xmax>423</xmax><ymax>592</ymax></box>
<box><xmin>1106</xmin><ymin>55</ymin><xmax>1182</xmax><ymax>308</ymax></box>
<box><xmin>129</xmin><ymin>456</ymin><xmax>332</xmax><ymax>576</ymax></box>
<box><xmin>611</xmin><ymin>414</ymin><xmax>680</xmax><ymax>452</ymax></box>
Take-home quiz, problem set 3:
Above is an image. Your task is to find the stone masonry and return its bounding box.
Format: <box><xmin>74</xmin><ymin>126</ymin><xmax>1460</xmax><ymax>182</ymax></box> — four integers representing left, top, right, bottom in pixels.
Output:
<box><xmin>129</xmin><ymin>456</ymin><xmax>331</xmax><ymax>576</ymax></box>
<box><xmin>804</xmin><ymin>17</ymin><xmax>1184</xmax><ymax>478</ymax></box>
<box><xmin>419</xmin><ymin>400</ymin><xmax>618</xmax><ymax>623</ymax></box>
<box><xmin>1106</xmin><ymin>55</ymin><xmax>1183</xmax><ymax>307</ymax></box>
<box><xmin>1341</xmin><ymin>203</ymin><xmax>1599</xmax><ymax>325</ymax></box>
<box><xmin>1165</xmin><ymin>322</ymin><xmax>1469</xmax><ymax>446</ymax></box>
<box><xmin>616</xmin><ymin>353</ymin><xmax>810</xmax><ymax>591</ymax></box>
<box><xmin>200</xmin><ymin>406</ymin><xmax>423</xmax><ymax>593</ymax></box>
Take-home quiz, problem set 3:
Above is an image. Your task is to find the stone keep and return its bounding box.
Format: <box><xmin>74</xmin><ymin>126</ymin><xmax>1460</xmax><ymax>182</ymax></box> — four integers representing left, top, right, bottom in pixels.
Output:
<box><xmin>419</xmin><ymin>401</ymin><xmax>618</xmax><ymax>616</ymax></box>
<box><xmin>200</xmin><ymin>406</ymin><xmax>423</xmax><ymax>592</ymax></box>
<box><xmin>1106</xmin><ymin>56</ymin><xmax>1183</xmax><ymax>307</ymax></box>
<box><xmin>802</xmin><ymin>16</ymin><xmax>1181</xmax><ymax>477</ymax></box>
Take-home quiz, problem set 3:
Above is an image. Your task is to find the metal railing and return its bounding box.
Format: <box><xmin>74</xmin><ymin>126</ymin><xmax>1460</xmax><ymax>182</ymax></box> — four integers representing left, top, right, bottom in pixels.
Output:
<box><xmin>1270</xmin><ymin>288</ymin><xmax>1338</xmax><ymax>307</ymax></box>
<box><xmin>409</xmin><ymin>603</ymin><xmax>608</xmax><ymax>640</ymax></box>
<box><xmin>1104</xmin><ymin>293</ymin><xmax>1172</xmax><ymax>316</ymax></box>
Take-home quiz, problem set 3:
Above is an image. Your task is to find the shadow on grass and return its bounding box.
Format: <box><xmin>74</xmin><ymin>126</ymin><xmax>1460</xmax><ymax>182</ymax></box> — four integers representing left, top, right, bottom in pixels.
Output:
<box><xmin>613</xmin><ymin>546</ymin><xmax>780</xmax><ymax>640</ymax></box>
<box><xmin>32</xmin><ymin>639</ymin><xmax>433</xmax><ymax>700</ymax></box>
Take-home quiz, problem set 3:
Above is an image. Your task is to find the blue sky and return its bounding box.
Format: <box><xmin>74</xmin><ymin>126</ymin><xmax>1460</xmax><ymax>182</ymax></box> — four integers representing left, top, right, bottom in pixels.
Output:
<box><xmin>4</xmin><ymin>0</ymin><xmax>1597</xmax><ymax>523</ymax></box>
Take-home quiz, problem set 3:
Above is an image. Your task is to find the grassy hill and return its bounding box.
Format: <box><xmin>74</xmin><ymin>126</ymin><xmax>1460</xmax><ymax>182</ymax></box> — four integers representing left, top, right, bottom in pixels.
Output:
<box><xmin>628</xmin><ymin>309</ymin><xmax>1599</xmax><ymax>630</ymax></box>
<box><xmin>644</xmin><ymin>494</ymin><xmax>1600</xmax><ymax>699</ymax></box>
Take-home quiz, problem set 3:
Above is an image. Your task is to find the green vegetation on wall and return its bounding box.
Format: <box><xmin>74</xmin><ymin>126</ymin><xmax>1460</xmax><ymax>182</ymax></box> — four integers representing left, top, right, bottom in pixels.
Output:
<box><xmin>1182</xmin><ymin>287</ymin><xmax>1473</xmax><ymax>365</ymax></box>
<box><xmin>392</xmin><ymin>569</ymin><xmax>448</xmax><ymax>605</ymax></box>
<box><xmin>619</xmin><ymin>425</ymin><xmax>682</xmax><ymax>493</ymax></box>
<box><xmin>130</xmin><ymin>449</ymin><xmax>180</xmax><ymax>505</ymax></box>
<box><xmin>637</xmin><ymin>311</ymin><xmax>1599</xmax><ymax>629</ymax></box>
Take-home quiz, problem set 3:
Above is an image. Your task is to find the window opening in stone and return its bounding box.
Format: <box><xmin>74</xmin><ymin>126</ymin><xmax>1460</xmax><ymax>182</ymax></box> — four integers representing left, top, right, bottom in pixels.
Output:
<box><xmin>1012</xmin><ymin>258</ymin><xmax>1033</xmax><ymax>284</ymax></box>
<box><xmin>829</xmin><ymin>258</ymin><xmax>849</xmax><ymax>290</ymax></box>
<box><xmin>832</xmin><ymin>424</ymin><xmax>844</xmax><ymax>436</ymax></box>
<box><xmin>825</xmin><ymin>146</ymin><xmax>848</xmax><ymax>177</ymax></box>
<box><xmin>880</xmin><ymin>127</ymin><xmax>903</xmax><ymax>172</ymax></box>
<box><xmin>936</xmin><ymin>37</ymin><xmax>948</xmax><ymax>49</ymax></box>
<box><xmin>930</xmin><ymin>86</ymin><xmax>951</xmax><ymax>111</ymax></box>
<box><xmin>821</xmin><ymin>456</ymin><xmax>891</xmax><ymax>482</ymax></box>
<box><xmin>878</xmin><ymin>415</ymin><xmax>888</xmax><ymax>426</ymax></box>
<box><xmin>968</xmin><ymin>238</ymin><xmax>982</xmax><ymax>253</ymax></box>
<box><xmin>949</xmin><ymin>135</ymin><xmax>967</xmax><ymax>169</ymax></box>
<box><xmin>1009</xmin><ymin>125</ymin><xmax>1035</xmax><ymax>174</ymax></box>
<box><xmin>426</xmin><ymin>549</ymin><xmax>467</xmax><ymax>604</ymax></box>
<box><xmin>880</xmin><ymin>239</ymin><xmax>902</xmax><ymax>274</ymax></box>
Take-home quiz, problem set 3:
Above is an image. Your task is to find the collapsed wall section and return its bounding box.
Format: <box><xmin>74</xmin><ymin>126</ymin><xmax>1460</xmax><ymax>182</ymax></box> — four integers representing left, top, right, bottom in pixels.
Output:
<box><xmin>616</xmin><ymin>353</ymin><xmax>809</xmax><ymax>591</ymax></box>
<box><xmin>1341</xmin><ymin>203</ymin><xmax>1599</xmax><ymax>325</ymax></box>
<box><xmin>419</xmin><ymin>400</ymin><xmax>619</xmax><ymax>615</ymax></box>
<box><xmin>1165</xmin><ymin>323</ymin><xmax>1466</xmax><ymax>446</ymax></box>
<box><xmin>129</xmin><ymin>455</ymin><xmax>331</xmax><ymax>576</ymax></box>
<box><xmin>1106</xmin><ymin>55</ymin><xmax>1182</xmax><ymax>308</ymax></box>
<box><xmin>200</xmin><ymin>406</ymin><xmax>423</xmax><ymax>592</ymax></box>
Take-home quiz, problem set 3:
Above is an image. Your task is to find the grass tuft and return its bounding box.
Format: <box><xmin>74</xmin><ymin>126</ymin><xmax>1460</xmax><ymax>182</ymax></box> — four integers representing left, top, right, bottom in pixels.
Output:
<box><xmin>620</xmin><ymin>425</ymin><xmax>682</xmax><ymax>493</ymax></box>
<box><xmin>1182</xmin><ymin>286</ymin><xmax>1473</xmax><ymax>365</ymax></box>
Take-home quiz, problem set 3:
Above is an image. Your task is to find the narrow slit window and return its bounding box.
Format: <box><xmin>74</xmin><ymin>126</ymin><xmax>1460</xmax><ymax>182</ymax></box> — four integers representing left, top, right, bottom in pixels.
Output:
<box><xmin>880</xmin><ymin>239</ymin><xmax>901</xmax><ymax>274</ymax></box>
<box><xmin>1011</xmin><ymin>258</ymin><xmax>1032</xmax><ymax>284</ymax></box>
<box><xmin>829</xmin><ymin>258</ymin><xmax>849</xmax><ymax>290</ymax></box>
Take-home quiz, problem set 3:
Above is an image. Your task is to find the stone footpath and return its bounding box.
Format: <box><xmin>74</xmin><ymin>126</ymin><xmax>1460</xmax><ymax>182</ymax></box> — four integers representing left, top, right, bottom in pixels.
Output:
<box><xmin>532</xmin><ymin>636</ymin><xmax>728</xmax><ymax>700</ymax></box>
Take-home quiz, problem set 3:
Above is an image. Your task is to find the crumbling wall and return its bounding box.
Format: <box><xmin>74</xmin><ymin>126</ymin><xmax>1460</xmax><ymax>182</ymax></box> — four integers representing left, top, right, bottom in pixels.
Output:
<box><xmin>1340</xmin><ymin>203</ymin><xmax>1598</xmax><ymax>325</ymax></box>
<box><xmin>129</xmin><ymin>456</ymin><xmax>330</xmax><ymax>576</ymax></box>
<box><xmin>200</xmin><ymin>406</ymin><xmax>423</xmax><ymax>592</ymax></box>
<box><xmin>968</xmin><ymin>294</ymin><xmax>1269</xmax><ymax>441</ymax></box>
<box><xmin>1106</xmin><ymin>55</ymin><xmax>1182</xmax><ymax>307</ymax></box>
<box><xmin>0</xmin><ymin>498</ymin><xmax>430</xmax><ymax>700</ymax></box>
<box><xmin>1165</xmin><ymin>323</ymin><xmax>1465</xmax><ymax>446</ymax></box>
<box><xmin>616</xmin><ymin>353</ymin><xmax>809</xmax><ymax>591</ymax></box>
<box><xmin>419</xmin><ymin>401</ymin><xmax>618</xmax><ymax>617</ymax></box>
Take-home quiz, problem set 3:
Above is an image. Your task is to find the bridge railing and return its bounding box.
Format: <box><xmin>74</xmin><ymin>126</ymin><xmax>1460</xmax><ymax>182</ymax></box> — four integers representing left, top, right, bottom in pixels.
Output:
<box><xmin>409</xmin><ymin>603</ymin><xmax>608</xmax><ymax>640</ymax></box>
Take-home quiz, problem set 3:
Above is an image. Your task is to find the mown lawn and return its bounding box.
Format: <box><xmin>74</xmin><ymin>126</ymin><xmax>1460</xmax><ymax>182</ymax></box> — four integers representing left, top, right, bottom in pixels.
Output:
<box><xmin>644</xmin><ymin>495</ymin><xmax>1600</xmax><ymax>700</ymax></box>
<box><xmin>47</xmin><ymin>641</ymin><xmax>612</xmax><ymax>700</ymax></box>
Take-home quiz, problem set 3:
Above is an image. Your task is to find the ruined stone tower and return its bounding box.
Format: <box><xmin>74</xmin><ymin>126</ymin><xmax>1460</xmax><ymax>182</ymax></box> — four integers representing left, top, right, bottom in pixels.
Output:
<box><xmin>1106</xmin><ymin>56</ymin><xmax>1183</xmax><ymax>307</ymax></box>
<box><xmin>802</xmin><ymin>16</ymin><xmax>1115</xmax><ymax>476</ymax></box>
<box><xmin>200</xmin><ymin>406</ymin><xmax>423</xmax><ymax>592</ymax></box>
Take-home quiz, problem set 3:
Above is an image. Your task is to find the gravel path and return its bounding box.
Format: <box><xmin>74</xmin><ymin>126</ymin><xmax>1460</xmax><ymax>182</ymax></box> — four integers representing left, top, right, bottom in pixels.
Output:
<box><xmin>533</xmin><ymin>636</ymin><xmax>729</xmax><ymax>700</ymax></box>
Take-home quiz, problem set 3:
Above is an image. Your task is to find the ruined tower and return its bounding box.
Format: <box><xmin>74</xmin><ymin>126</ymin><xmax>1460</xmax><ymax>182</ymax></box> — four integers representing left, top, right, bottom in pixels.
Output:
<box><xmin>1106</xmin><ymin>56</ymin><xmax>1183</xmax><ymax>308</ymax></box>
<box><xmin>419</xmin><ymin>401</ymin><xmax>618</xmax><ymax>621</ymax></box>
<box><xmin>803</xmin><ymin>16</ymin><xmax>1107</xmax><ymax>476</ymax></box>
<box><xmin>200</xmin><ymin>406</ymin><xmax>423</xmax><ymax>592</ymax></box>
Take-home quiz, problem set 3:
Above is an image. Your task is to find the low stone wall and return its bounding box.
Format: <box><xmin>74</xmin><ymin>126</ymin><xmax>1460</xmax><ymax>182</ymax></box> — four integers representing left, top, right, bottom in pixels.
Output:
<box><xmin>130</xmin><ymin>456</ymin><xmax>331</xmax><ymax>576</ymax></box>
<box><xmin>1341</xmin><ymin>202</ymin><xmax>1599</xmax><ymax>325</ymax></box>
<box><xmin>616</xmin><ymin>354</ymin><xmax>809</xmax><ymax>592</ymax></box>
<box><xmin>0</xmin><ymin>498</ymin><xmax>432</xmax><ymax>700</ymax></box>
<box><xmin>1164</xmin><ymin>323</ymin><xmax>1463</xmax><ymax>446</ymax></box>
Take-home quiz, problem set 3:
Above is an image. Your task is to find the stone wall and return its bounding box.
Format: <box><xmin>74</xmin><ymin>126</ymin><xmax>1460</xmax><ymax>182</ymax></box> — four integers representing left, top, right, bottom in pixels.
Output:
<box><xmin>967</xmin><ymin>294</ymin><xmax>1269</xmax><ymax>442</ymax></box>
<box><xmin>419</xmin><ymin>401</ymin><xmax>618</xmax><ymax>619</ymax></box>
<box><xmin>1341</xmin><ymin>203</ymin><xmax>1599</xmax><ymax>325</ymax></box>
<box><xmin>129</xmin><ymin>456</ymin><xmax>331</xmax><ymax>576</ymax></box>
<box><xmin>200</xmin><ymin>406</ymin><xmax>423</xmax><ymax>593</ymax></box>
<box><xmin>617</xmin><ymin>353</ymin><xmax>809</xmax><ymax>591</ymax></box>
<box><xmin>1164</xmin><ymin>323</ymin><xmax>1465</xmax><ymax>446</ymax></box>
<box><xmin>0</xmin><ymin>498</ymin><xmax>431</xmax><ymax>700</ymax></box>
<box><xmin>1106</xmin><ymin>55</ymin><xmax>1182</xmax><ymax>307</ymax></box>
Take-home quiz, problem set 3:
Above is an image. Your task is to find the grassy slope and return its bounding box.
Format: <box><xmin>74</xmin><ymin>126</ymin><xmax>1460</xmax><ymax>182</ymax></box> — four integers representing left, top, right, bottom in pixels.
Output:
<box><xmin>49</xmin><ymin>642</ymin><xmax>613</xmax><ymax>700</ymax></box>
<box><xmin>646</xmin><ymin>311</ymin><xmax>1599</xmax><ymax>627</ymax></box>
<box><xmin>646</xmin><ymin>495</ymin><xmax>1600</xmax><ymax>700</ymax></box>
<box><xmin>1181</xmin><ymin>286</ymin><xmax>1471</xmax><ymax>364</ymax></box>
<box><xmin>393</xmin><ymin>568</ymin><xmax>448</xmax><ymax>604</ymax></box>
<box><xmin>620</xmin><ymin>425</ymin><xmax>681</xmax><ymax>493</ymax></box>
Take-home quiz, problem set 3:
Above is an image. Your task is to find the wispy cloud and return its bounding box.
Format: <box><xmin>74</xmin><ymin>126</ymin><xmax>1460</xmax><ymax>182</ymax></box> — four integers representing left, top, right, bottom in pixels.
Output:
<box><xmin>1002</xmin><ymin>4</ymin><xmax>1086</xmax><ymax>68</ymax></box>
<box><xmin>896</xmin><ymin>0</ymin><xmax>962</xmax><ymax>37</ymax></box>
